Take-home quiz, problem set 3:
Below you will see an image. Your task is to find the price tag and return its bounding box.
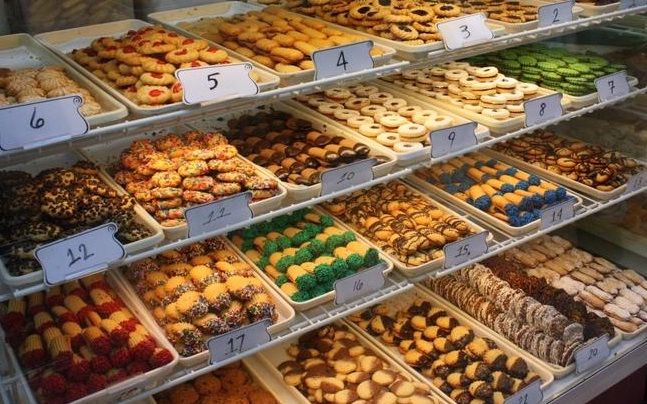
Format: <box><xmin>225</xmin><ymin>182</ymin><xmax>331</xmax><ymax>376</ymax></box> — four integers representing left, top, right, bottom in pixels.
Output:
<box><xmin>320</xmin><ymin>158</ymin><xmax>376</xmax><ymax>196</ymax></box>
<box><xmin>430</xmin><ymin>122</ymin><xmax>478</xmax><ymax>158</ymax></box>
<box><xmin>185</xmin><ymin>191</ymin><xmax>252</xmax><ymax>238</ymax></box>
<box><xmin>437</xmin><ymin>14</ymin><xmax>494</xmax><ymax>50</ymax></box>
<box><xmin>504</xmin><ymin>380</ymin><xmax>543</xmax><ymax>404</ymax></box>
<box><xmin>540</xmin><ymin>197</ymin><xmax>575</xmax><ymax>230</ymax></box>
<box><xmin>35</xmin><ymin>223</ymin><xmax>125</xmax><ymax>286</ymax></box>
<box><xmin>0</xmin><ymin>95</ymin><xmax>89</xmax><ymax>151</ymax></box>
<box><xmin>313</xmin><ymin>40</ymin><xmax>374</xmax><ymax>80</ymax></box>
<box><xmin>207</xmin><ymin>318</ymin><xmax>272</xmax><ymax>364</ymax></box>
<box><xmin>334</xmin><ymin>262</ymin><xmax>387</xmax><ymax>305</ymax></box>
<box><xmin>574</xmin><ymin>334</ymin><xmax>610</xmax><ymax>373</ymax></box>
<box><xmin>595</xmin><ymin>71</ymin><xmax>631</xmax><ymax>102</ymax></box>
<box><xmin>538</xmin><ymin>1</ymin><xmax>574</xmax><ymax>27</ymax></box>
<box><xmin>620</xmin><ymin>0</ymin><xmax>647</xmax><ymax>9</ymax></box>
<box><xmin>176</xmin><ymin>62</ymin><xmax>259</xmax><ymax>105</ymax></box>
<box><xmin>524</xmin><ymin>93</ymin><xmax>563</xmax><ymax>127</ymax></box>
<box><xmin>625</xmin><ymin>170</ymin><xmax>647</xmax><ymax>194</ymax></box>
<box><xmin>443</xmin><ymin>231</ymin><xmax>489</xmax><ymax>269</ymax></box>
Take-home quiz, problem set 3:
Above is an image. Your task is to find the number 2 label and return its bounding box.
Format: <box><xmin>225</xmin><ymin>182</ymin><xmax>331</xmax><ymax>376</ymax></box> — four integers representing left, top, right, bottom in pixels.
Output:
<box><xmin>538</xmin><ymin>1</ymin><xmax>573</xmax><ymax>27</ymax></box>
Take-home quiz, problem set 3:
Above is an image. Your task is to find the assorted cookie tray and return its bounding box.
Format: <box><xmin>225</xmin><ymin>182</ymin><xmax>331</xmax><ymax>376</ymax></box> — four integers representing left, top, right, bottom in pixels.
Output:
<box><xmin>78</xmin><ymin>126</ymin><xmax>288</xmax><ymax>240</ymax></box>
<box><xmin>406</xmin><ymin>151</ymin><xmax>584</xmax><ymax>236</ymax></box>
<box><xmin>575</xmin><ymin>1</ymin><xmax>620</xmax><ymax>17</ymax></box>
<box><xmin>188</xmin><ymin>102</ymin><xmax>398</xmax><ymax>202</ymax></box>
<box><xmin>474</xmin><ymin>0</ymin><xmax>584</xmax><ymax>33</ymax></box>
<box><xmin>148</xmin><ymin>2</ymin><xmax>397</xmax><ymax>86</ymax></box>
<box><xmin>34</xmin><ymin>19</ymin><xmax>280</xmax><ymax>115</ymax></box>
<box><xmin>345</xmin><ymin>286</ymin><xmax>555</xmax><ymax>403</ymax></box>
<box><xmin>0</xmin><ymin>151</ymin><xmax>164</xmax><ymax>287</ymax></box>
<box><xmin>114</xmin><ymin>237</ymin><xmax>296</xmax><ymax>367</ymax></box>
<box><xmin>0</xmin><ymin>33</ymin><xmax>127</xmax><ymax>127</ymax></box>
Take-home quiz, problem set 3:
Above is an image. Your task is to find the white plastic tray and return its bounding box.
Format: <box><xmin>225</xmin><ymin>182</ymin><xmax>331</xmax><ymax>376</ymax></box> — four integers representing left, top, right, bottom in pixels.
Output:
<box><xmin>562</xmin><ymin>76</ymin><xmax>639</xmax><ymax>109</ymax></box>
<box><xmin>256</xmin><ymin>321</ymin><xmax>452</xmax><ymax>404</ymax></box>
<box><xmin>188</xmin><ymin>102</ymin><xmax>398</xmax><ymax>202</ymax></box>
<box><xmin>12</xmin><ymin>271</ymin><xmax>179</xmax><ymax>404</ymax></box>
<box><xmin>34</xmin><ymin>19</ymin><xmax>279</xmax><ymax>115</ymax></box>
<box><xmin>319</xmin><ymin>180</ymin><xmax>493</xmax><ymax>278</ymax></box>
<box><xmin>406</xmin><ymin>164</ymin><xmax>584</xmax><ymax>236</ymax></box>
<box><xmin>345</xmin><ymin>285</ymin><xmax>555</xmax><ymax>402</ymax></box>
<box><xmin>0</xmin><ymin>151</ymin><xmax>164</xmax><ymax>287</ymax></box>
<box><xmin>383</xmin><ymin>81</ymin><xmax>571</xmax><ymax>134</ymax></box>
<box><xmin>289</xmin><ymin>81</ymin><xmax>491</xmax><ymax>166</ymax></box>
<box><xmin>78</xmin><ymin>126</ymin><xmax>288</xmax><ymax>240</ymax></box>
<box><xmin>486</xmin><ymin>0</ymin><xmax>583</xmax><ymax>33</ymax></box>
<box><xmin>229</xmin><ymin>207</ymin><xmax>394</xmax><ymax>311</ymax></box>
<box><xmin>0</xmin><ymin>33</ymin><xmax>127</xmax><ymax>127</ymax></box>
<box><xmin>576</xmin><ymin>1</ymin><xmax>619</xmax><ymax>16</ymax></box>
<box><xmin>113</xmin><ymin>237</ymin><xmax>296</xmax><ymax>368</ymax></box>
<box><xmin>424</xmin><ymin>282</ymin><xmax>622</xmax><ymax>378</ymax></box>
<box><xmin>148</xmin><ymin>2</ymin><xmax>397</xmax><ymax>86</ymax></box>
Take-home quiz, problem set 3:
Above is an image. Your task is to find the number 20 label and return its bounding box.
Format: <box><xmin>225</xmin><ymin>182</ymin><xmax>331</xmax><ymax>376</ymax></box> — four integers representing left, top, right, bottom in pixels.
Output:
<box><xmin>313</xmin><ymin>41</ymin><xmax>374</xmax><ymax>80</ymax></box>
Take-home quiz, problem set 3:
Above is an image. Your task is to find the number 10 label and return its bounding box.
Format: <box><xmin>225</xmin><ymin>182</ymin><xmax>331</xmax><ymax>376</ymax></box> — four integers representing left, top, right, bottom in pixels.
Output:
<box><xmin>313</xmin><ymin>40</ymin><xmax>374</xmax><ymax>80</ymax></box>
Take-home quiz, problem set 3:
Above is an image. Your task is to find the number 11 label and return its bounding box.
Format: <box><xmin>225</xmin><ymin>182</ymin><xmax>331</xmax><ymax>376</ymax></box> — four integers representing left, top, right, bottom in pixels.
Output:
<box><xmin>185</xmin><ymin>191</ymin><xmax>253</xmax><ymax>238</ymax></box>
<box><xmin>313</xmin><ymin>40</ymin><xmax>374</xmax><ymax>80</ymax></box>
<box><xmin>443</xmin><ymin>231</ymin><xmax>489</xmax><ymax>269</ymax></box>
<box><xmin>176</xmin><ymin>62</ymin><xmax>259</xmax><ymax>105</ymax></box>
<box><xmin>208</xmin><ymin>318</ymin><xmax>272</xmax><ymax>364</ymax></box>
<box><xmin>595</xmin><ymin>71</ymin><xmax>630</xmax><ymax>102</ymax></box>
<box><xmin>334</xmin><ymin>262</ymin><xmax>387</xmax><ymax>304</ymax></box>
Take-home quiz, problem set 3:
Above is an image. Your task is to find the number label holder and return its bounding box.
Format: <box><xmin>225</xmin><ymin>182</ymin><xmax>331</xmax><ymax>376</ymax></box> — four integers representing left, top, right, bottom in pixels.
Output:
<box><xmin>523</xmin><ymin>93</ymin><xmax>563</xmax><ymax>127</ymax></box>
<box><xmin>35</xmin><ymin>223</ymin><xmax>125</xmax><ymax>286</ymax></box>
<box><xmin>504</xmin><ymin>380</ymin><xmax>543</xmax><ymax>404</ymax></box>
<box><xmin>574</xmin><ymin>334</ymin><xmax>610</xmax><ymax>373</ymax></box>
<box><xmin>625</xmin><ymin>170</ymin><xmax>647</xmax><ymax>194</ymax></box>
<box><xmin>540</xmin><ymin>197</ymin><xmax>575</xmax><ymax>230</ymax></box>
<box><xmin>537</xmin><ymin>1</ymin><xmax>574</xmax><ymax>27</ymax></box>
<box><xmin>443</xmin><ymin>231</ymin><xmax>489</xmax><ymax>269</ymax></box>
<box><xmin>176</xmin><ymin>62</ymin><xmax>259</xmax><ymax>105</ymax></box>
<box><xmin>620</xmin><ymin>0</ymin><xmax>647</xmax><ymax>9</ymax></box>
<box><xmin>437</xmin><ymin>14</ymin><xmax>494</xmax><ymax>50</ymax></box>
<box><xmin>0</xmin><ymin>95</ymin><xmax>89</xmax><ymax>151</ymax></box>
<box><xmin>320</xmin><ymin>158</ymin><xmax>376</xmax><ymax>196</ymax></box>
<box><xmin>430</xmin><ymin>122</ymin><xmax>478</xmax><ymax>158</ymax></box>
<box><xmin>313</xmin><ymin>40</ymin><xmax>374</xmax><ymax>81</ymax></box>
<box><xmin>595</xmin><ymin>71</ymin><xmax>631</xmax><ymax>102</ymax></box>
<box><xmin>185</xmin><ymin>191</ymin><xmax>253</xmax><ymax>238</ymax></box>
<box><xmin>207</xmin><ymin>318</ymin><xmax>272</xmax><ymax>364</ymax></box>
<box><xmin>334</xmin><ymin>262</ymin><xmax>387</xmax><ymax>305</ymax></box>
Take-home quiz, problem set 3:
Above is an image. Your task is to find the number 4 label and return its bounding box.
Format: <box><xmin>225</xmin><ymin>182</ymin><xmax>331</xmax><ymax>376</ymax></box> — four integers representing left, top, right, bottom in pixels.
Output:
<box><xmin>313</xmin><ymin>40</ymin><xmax>374</xmax><ymax>80</ymax></box>
<box><xmin>595</xmin><ymin>71</ymin><xmax>631</xmax><ymax>102</ymax></box>
<box><xmin>208</xmin><ymin>319</ymin><xmax>272</xmax><ymax>364</ymax></box>
<box><xmin>334</xmin><ymin>262</ymin><xmax>387</xmax><ymax>304</ymax></box>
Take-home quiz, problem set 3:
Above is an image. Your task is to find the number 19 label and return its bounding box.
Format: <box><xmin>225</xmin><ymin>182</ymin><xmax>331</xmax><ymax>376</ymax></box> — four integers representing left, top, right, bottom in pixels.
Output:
<box><xmin>595</xmin><ymin>71</ymin><xmax>630</xmax><ymax>102</ymax></box>
<box><xmin>437</xmin><ymin>14</ymin><xmax>494</xmax><ymax>50</ymax></box>
<box><xmin>313</xmin><ymin>41</ymin><xmax>374</xmax><ymax>80</ymax></box>
<box><xmin>208</xmin><ymin>319</ymin><xmax>272</xmax><ymax>364</ymax></box>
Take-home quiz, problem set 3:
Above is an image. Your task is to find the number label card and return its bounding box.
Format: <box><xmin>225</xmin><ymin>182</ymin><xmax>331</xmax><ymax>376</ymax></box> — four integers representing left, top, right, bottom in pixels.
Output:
<box><xmin>437</xmin><ymin>14</ymin><xmax>494</xmax><ymax>50</ymax></box>
<box><xmin>443</xmin><ymin>231</ymin><xmax>489</xmax><ymax>269</ymax></box>
<box><xmin>313</xmin><ymin>40</ymin><xmax>374</xmax><ymax>80</ymax></box>
<box><xmin>334</xmin><ymin>262</ymin><xmax>387</xmax><ymax>305</ymax></box>
<box><xmin>524</xmin><ymin>93</ymin><xmax>563</xmax><ymax>127</ymax></box>
<box><xmin>595</xmin><ymin>71</ymin><xmax>631</xmax><ymax>102</ymax></box>
<box><xmin>35</xmin><ymin>223</ymin><xmax>125</xmax><ymax>286</ymax></box>
<box><xmin>625</xmin><ymin>170</ymin><xmax>647</xmax><ymax>194</ymax></box>
<box><xmin>504</xmin><ymin>380</ymin><xmax>543</xmax><ymax>404</ymax></box>
<box><xmin>176</xmin><ymin>62</ymin><xmax>259</xmax><ymax>105</ymax></box>
<box><xmin>185</xmin><ymin>191</ymin><xmax>252</xmax><ymax>238</ymax></box>
<box><xmin>320</xmin><ymin>158</ymin><xmax>376</xmax><ymax>196</ymax></box>
<box><xmin>620</xmin><ymin>0</ymin><xmax>647</xmax><ymax>9</ymax></box>
<box><xmin>540</xmin><ymin>197</ymin><xmax>575</xmax><ymax>230</ymax></box>
<box><xmin>538</xmin><ymin>1</ymin><xmax>574</xmax><ymax>27</ymax></box>
<box><xmin>208</xmin><ymin>318</ymin><xmax>272</xmax><ymax>364</ymax></box>
<box><xmin>430</xmin><ymin>122</ymin><xmax>478</xmax><ymax>158</ymax></box>
<box><xmin>0</xmin><ymin>95</ymin><xmax>89</xmax><ymax>151</ymax></box>
<box><xmin>575</xmin><ymin>334</ymin><xmax>610</xmax><ymax>373</ymax></box>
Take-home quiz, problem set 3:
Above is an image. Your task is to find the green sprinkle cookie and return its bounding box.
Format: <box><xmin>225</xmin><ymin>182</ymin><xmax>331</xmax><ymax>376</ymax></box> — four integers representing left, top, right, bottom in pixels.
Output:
<box><xmin>557</xmin><ymin>67</ymin><xmax>579</xmax><ymax>77</ymax></box>
<box><xmin>518</xmin><ymin>55</ymin><xmax>538</xmax><ymax>66</ymax></box>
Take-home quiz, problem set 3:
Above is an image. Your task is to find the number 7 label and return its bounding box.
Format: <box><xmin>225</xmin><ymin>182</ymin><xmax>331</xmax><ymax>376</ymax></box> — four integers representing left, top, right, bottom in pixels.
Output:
<box><xmin>595</xmin><ymin>71</ymin><xmax>630</xmax><ymax>102</ymax></box>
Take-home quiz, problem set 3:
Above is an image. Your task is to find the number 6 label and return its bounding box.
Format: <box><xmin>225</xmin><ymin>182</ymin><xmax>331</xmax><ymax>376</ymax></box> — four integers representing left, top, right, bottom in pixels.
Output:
<box><xmin>176</xmin><ymin>62</ymin><xmax>259</xmax><ymax>105</ymax></box>
<box><xmin>437</xmin><ymin>14</ymin><xmax>494</xmax><ymax>50</ymax></box>
<box><xmin>208</xmin><ymin>319</ymin><xmax>272</xmax><ymax>364</ymax></box>
<box><xmin>313</xmin><ymin>40</ymin><xmax>374</xmax><ymax>80</ymax></box>
<box><xmin>595</xmin><ymin>71</ymin><xmax>630</xmax><ymax>102</ymax></box>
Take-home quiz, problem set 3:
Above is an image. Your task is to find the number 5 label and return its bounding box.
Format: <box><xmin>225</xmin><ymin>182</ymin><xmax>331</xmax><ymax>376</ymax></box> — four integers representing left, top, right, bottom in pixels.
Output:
<box><xmin>334</xmin><ymin>262</ymin><xmax>387</xmax><ymax>304</ymax></box>
<box><xmin>320</xmin><ymin>158</ymin><xmax>376</xmax><ymax>196</ymax></box>
<box><xmin>437</xmin><ymin>14</ymin><xmax>494</xmax><ymax>50</ymax></box>
<box><xmin>208</xmin><ymin>319</ymin><xmax>272</xmax><ymax>364</ymax></box>
<box><xmin>35</xmin><ymin>223</ymin><xmax>126</xmax><ymax>286</ymax></box>
<box><xmin>176</xmin><ymin>62</ymin><xmax>259</xmax><ymax>105</ymax></box>
<box><xmin>313</xmin><ymin>40</ymin><xmax>374</xmax><ymax>80</ymax></box>
<box><xmin>595</xmin><ymin>71</ymin><xmax>630</xmax><ymax>102</ymax></box>
<box><xmin>538</xmin><ymin>1</ymin><xmax>574</xmax><ymax>27</ymax></box>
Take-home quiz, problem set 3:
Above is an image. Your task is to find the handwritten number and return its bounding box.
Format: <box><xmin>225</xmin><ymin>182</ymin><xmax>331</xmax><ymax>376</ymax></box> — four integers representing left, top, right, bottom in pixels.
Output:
<box><xmin>588</xmin><ymin>347</ymin><xmax>598</xmax><ymax>360</ymax></box>
<box><xmin>227</xmin><ymin>334</ymin><xmax>245</xmax><ymax>354</ymax></box>
<box><xmin>337</xmin><ymin>51</ymin><xmax>349</xmax><ymax>71</ymax></box>
<box><xmin>353</xmin><ymin>279</ymin><xmax>364</xmax><ymax>291</ymax></box>
<box><xmin>203</xmin><ymin>207</ymin><xmax>230</xmax><ymax>226</ymax></box>
<box><xmin>608</xmin><ymin>80</ymin><xmax>615</xmax><ymax>94</ymax></box>
<box><xmin>552</xmin><ymin>208</ymin><xmax>563</xmax><ymax>223</ymax></box>
<box><xmin>29</xmin><ymin>108</ymin><xmax>45</xmax><ymax>129</ymax></box>
<box><xmin>337</xmin><ymin>171</ymin><xmax>356</xmax><ymax>185</ymax></box>
<box><xmin>456</xmin><ymin>244</ymin><xmax>470</xmax><ymax>258</ymax></box>
<box><xmin>207</xmin><ymin>72</ymin><xmax>219</xmax><ymax>90</ymax></box>
<box><xmin>552</xmin><ymin>8</ymin><xmax>560</xmax><ymax>23</ymax></box>
<box><xmin>448</xmin><ymin>131</ymin><xmax>456</xmax><ymax>148</ymax></box>
<box><xmin>459</xmin><ymin>24</ymin><xmax>471</xmax><ymax>39</ymax></box>
<box><xmin>67</xmin><ymin>244</ymin><xmax>94</xmax><ymax>267</ymax></box>
<box><xmin>539</xmin><ymin>102</ymin><xmax>546</xmax><ymax>116</ymax></box>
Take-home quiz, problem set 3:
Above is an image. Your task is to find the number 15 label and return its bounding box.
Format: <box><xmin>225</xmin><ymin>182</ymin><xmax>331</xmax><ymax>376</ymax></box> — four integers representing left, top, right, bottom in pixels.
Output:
<box><xmin>313</xmin><ymin>40</ymin><xmax>374</xmax><ymax>80</ymax></box>
<box><xmin>208</xmin><ymin>319</ymin><xmax>272</xmax><ymax>364</ymax></box>
<box><xmin>443</xmin><ymin>231</ymin><xmax>489</xmax><ymax>269</ymax></box>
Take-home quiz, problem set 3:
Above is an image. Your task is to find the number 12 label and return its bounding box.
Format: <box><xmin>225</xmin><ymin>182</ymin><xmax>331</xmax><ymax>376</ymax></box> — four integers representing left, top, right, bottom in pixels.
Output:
<box><xmin>320</xmin><ymin>158</ymin><xmax>376</xmax><ymax>196</ymax></box>
<box><xmin>334</xmin><ymin>262</ymin><xmax>387</xmax><ymax>304</ymax></box>
<box><xmin>595</xmin><ymin>71</ymin><xmax>630</xmax><ymax>102</ymax></box>
<box><xmin>176</xmin><ymin>62</ymin><xmax>259</xmax><ymax>105</ymax></box>
<box><xmin>208</xmin><ymin>319</ymin><xmax>272</xmax><ymax>364</ymax></box>
<box><xmin>443</xmin><ymin>231</ymin><xmax>489</xmax><ymax>269</ymax></box>
<box><xmin>35</xmin><ymin>223</ymin><xmax>126</xmax><ymax>286</ymax></box>
<box><xmin>313</xmin><ymin>40</ymin><xmax>374</xmax><ymax>80</ymax></box>
<box><xmin>538</xmin><ymin>1</ymin><xmax>574</xmax><ymax>27</ymax></box>
<box><xmin>437</xmin><ymin>14</ymin><xmax>494</xmax><ymax>50</ymax></box>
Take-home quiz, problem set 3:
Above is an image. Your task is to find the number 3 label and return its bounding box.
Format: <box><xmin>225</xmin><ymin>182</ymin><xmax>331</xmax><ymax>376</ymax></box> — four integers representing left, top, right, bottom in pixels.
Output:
<box><xmin>437</xmin><ymin>14</ymin><xmax>494</xmax><ymax>50</ymax></box>
<box><xmin>313</xmin><ymin>40</ymin><xmax>374</xmax><ymax>80</ymax></box>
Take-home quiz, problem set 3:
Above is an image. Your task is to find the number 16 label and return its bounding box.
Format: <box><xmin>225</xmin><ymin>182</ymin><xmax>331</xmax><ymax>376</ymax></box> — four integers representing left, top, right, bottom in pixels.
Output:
<box><xmin>208</xmin><ymin>319</ymin><xmax>272</xmax><ymax>364</ymax></box>
<box><xmin>595</xmin><ymin>71</ymin><xmax>630</xmax><ymax>102</ymax></box>
<box><xmin>334</xmin><ymin>262</ymin><xmax>387</xmax><ymax>304</ymax></box>
<box><xmin>176</xmin><ymin>62</ymin><xmax>259</xmax><ymax>105</ymax></box>
<box><xmin>313</xmin><ymin>40</ymin><xmax>374</xmax><ymax>80</ymax></box>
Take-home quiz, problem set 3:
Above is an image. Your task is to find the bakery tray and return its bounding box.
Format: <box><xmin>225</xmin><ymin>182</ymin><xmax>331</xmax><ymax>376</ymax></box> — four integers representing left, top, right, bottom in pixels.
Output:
<box><xmin>188</xmin><ymin>101</ymin><xmax>398</xmax><ymax>202</ymax></box>
<box><xmin>11</xmin><ymin>271</ymin><xmax>179</xmax><ymax>404</ymax></box>
<box><xmin>0</xmin><ymin>33</ymin><xmax>128</xmax><ymax>127</ymax></box>
<box><xmin>486</xmin><ymin>0</ymin><xmax>583</xmax><ymax>33</ymax></box>
<box><xmin>318</xmin><ymin>180</ymin><xmax>493</xmax><ymax>278</ymax></box>
<box><xmin>78</xmin><ymin>125</ymin><xmax>288</xmax><ymax>241</ymax></box>
<box><xmin>34</xmin><ymin>19</ymin><xmax>279</xmax><ymax>116</ymax></box>
<box><xmin>229</xmin><ymin>207</ymin><xmax>394</xmax><ymax>311</ymax></box>
<box><xmin>423</xmin><ymin>282</ymin><xmax>622</xmax><ymax>378</ymax></box>
<box><xmin>112</xmin><ymin>237</ymin><xmax>296</xmax><ymax>368</ymax></box>
<box><xmin>0</xmin><ymin>150</ymin><xmax>164</xmax><ymax>287</ymax></box>
<box><xmin>345</xmin><ymin>285</ymin><xmax>555</xmax><ymax>403</ymax></box>
<box><xmin>287</xmin><ymin>81</ymin><xmax>491</xmax><ymax>166</ymax></box>
<box><xmin>256</xmin><ymin>320</ymin><xmax>453</xmax><ymax>404</ymax></box>
<box><xmin>576</xmin><ymin>1</ymin><xmax>619</xmax><ymax>17</ymax></box>
<box><xmin>379</xmin><ymin>81</ymin><xmax>571</xmax><ymax>134</ymax></box>
<box><xmin>147</xmin><ymin>2</ymin><xmax>397</xmax><ymax>86</ymax></box>
<box><xmin>405</xmin><ymin>161</ymin><xmax>585</xmax><ymax>237</ymax></box>
<box><xmin>562</xmin><ymin>75</ymin><xmax>639</xmax><ymax>109</ymax></box>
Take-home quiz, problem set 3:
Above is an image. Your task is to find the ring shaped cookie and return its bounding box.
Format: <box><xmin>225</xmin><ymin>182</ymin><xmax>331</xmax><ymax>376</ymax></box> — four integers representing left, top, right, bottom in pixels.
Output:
<box><xmin>318</xmin><ymin>102</ymin><xmax>344</xmax><ymax>115</ymax></box>
<box><xmin>383</xmin><ymin>98</ymin><xmax>408</xmax><ymax>111</ymax></box>
<box><xmin>482</xmin><ymin>108</ymin><xmax>511</xmax><ymax>120</ymax></box>
<box><xmin>397</xmin><ymin>123</ymin><xmax>427</xmax><ymax>138</ymax></box>
<box><xmin>347</xmin><ymin>115</ymin><xmax>374</xmax><ymax>128</ymax></box>
<box><xmin>393</xmin><ymin>141</ymin><xmax>424</xmax><ymax>153</ymax></box>
<box><xmin>334</xmin><ymin>109</ymin><xmax>360</xmax><ymax>120</ymax></box>
<box><xmin>368</xmin><ymin>92</ymin><xmax>395</xmax><ymax>105</ymax></box>
<box><xmin>345</xmin><ymin>97</ymin><xmax>371</xmax><ymax>110</ymax></box>
<box><xmin>424</xmin><ymin>115</ymin><xmax>453</xmax><ymax>130</ymax></box>
<box><xmin>412</xmin><ymin>110</ymin><xmax>437</xmax><ymax>124</ymax></box>
<box><xmin>376</xmin><ymin>132</ymin><xmax>400</xmax><ymax>147</ymax></box>
<box><xmin>359</xmin><ymin>123</ymin><xmax>384</xmax><ymax>138</ymax></box>
<box><xmin>379</xmin><ymin>115</ymin><xmax>409</xmax><ymax>128</ymax></box>
<box><xmin>360</xmin><ymin>105</ymin><xmax>387</xmax><ymax>116</ymax></box>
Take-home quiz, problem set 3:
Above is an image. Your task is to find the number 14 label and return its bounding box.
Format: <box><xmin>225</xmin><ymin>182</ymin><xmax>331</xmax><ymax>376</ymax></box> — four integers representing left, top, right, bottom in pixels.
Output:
<box><xmin>313</xmin><ymin>40</ymin><xmax>374</xmax><ymax>80</ymax></box>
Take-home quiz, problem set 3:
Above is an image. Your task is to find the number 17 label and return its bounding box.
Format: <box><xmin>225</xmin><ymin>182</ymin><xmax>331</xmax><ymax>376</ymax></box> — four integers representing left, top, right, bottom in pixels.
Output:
<box><xmin>208</xmin><ymin>319</ymin><xmax>272</xmax><ymax>364</ymax></box>
<box><xmin>313</xmin><ymin>40</ymin><xmax>374</xmax><ymax>80</ymax></box>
